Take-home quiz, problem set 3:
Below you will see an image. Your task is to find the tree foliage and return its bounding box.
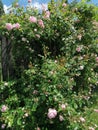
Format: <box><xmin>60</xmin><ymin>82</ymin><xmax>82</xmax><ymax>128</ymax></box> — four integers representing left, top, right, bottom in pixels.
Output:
<box><xmin>0</xmin><ymin>0</ymin><xmax>4</xmax><ymax>16</ymax></box>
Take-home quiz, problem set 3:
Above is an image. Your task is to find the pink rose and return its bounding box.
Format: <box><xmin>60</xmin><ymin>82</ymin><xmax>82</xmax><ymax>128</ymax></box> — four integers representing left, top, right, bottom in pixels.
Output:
<box><xmin>1</xmin><ymin>105</ymin><xmax>8</xmax><ymax>112</ymax></box>
<box><xmin>76</xmin><ymin>47</ymin><xmax>82</xmax><ymax>52</ymax></box>
<box><xmin>80</xmin><ymin>117</ymin><xmax>85</xmax><ymax>122</ymax></box>
<box><xmin>37</xmin><ymin>127</ymin><xmax>40</xmax><ymax>130</ymax></box>
<box><xmin>44</xmin><ymin>11</ymin><xmax>50</xmax><ymax>19</ymax></box>
<box><xmin>38</xmin><ymin>19</ymin><xmax>45</xmax><ymax>28</ymax></box>
<box><xmin>47</xmin><ymin>108</ymin><xmax>57</xmax><ymax>119</ymax></box>
<box><xmin>13</xmin><ymin>23</ymin><xmax>20</xmax><ymax>29</ymax></box>
<box><xmin>61</xmin><ymin>104</ymin><xmax>66</xmax><ymax>110</ymax></box>
<box><xmin>62</xmin><ymin>3</ymin><xmax>67</xmax><ymax>7</ymax></box>
<box><xmin>1</xmin><ymin>124</ymin><xmax>6</xmax><ymax>129</ymax></box>
<box><xmin>5</xmin><ymin>23</ymin><xmax>13</xmax><ymax>30</ymax></box>
<box><xmin>89</xmin><ymin>127</ymin><xmax>95</xmax><ymax>130</ymax></box>
<box><xmin>29</xmin><ymin>16</ymin><xmax>37</xmax><ymax>23</ymax></box>
<box><xmin>28</xmin><ymin>0</ymin><xmax>32</xmax><ymax>3</ymax></box>
<box><xmin>96</xmin><ymin>57</ymin><xmax>98</xmax><ymax>62</ymax></box>
<box><xmin>59</xmin><ymin>115</ymin><xmax>64</xmax><ymax>121</ymax></box>
<box><xmin>94</xmin><ymin>109</ymin><xmax>98</xmax><ymax>112</ymax></box>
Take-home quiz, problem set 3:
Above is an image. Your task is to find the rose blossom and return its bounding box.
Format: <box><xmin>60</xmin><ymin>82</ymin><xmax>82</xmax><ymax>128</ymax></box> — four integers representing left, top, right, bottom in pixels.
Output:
<box><xmin>1</xmin><ymin>124</ymin><xmax>6</xmax><ymax>129</ymax></box>
<box><xmin>59</xmin><ymin>115</ymin><xmax>64</xmax><ymax>121</ymax></box>
<box><xmin>22</xmin><ymin>37</ymin><xmax>27</xmax><ymax>42</ymax></box>
<box><xmin>38</xmin><ymin>19</ymin><xmax>45</xmax><ymax>28</ymax></box>
<box><xmin>44</xmin><ymin>11</ymin><xmax>50</xmax><ymax>19</ymax></box>
<box><xmin>77</xmin><ymin>34</ymin><xmax>82</xmax><ymax>40</ymax></box>
<box><xmin>1</xmin><ymin>105</ymin><xmax>8</xmax><ymax>112</ymax></box>
<box><xmin>61</xmin><ymin>104</ymin><xmax>66</xmax><ymax>110</ymax></box>
<box><xmin>80</xmin><ymin>117</ymin><xmax>85</xmax><ymax>122</ymax></box>
<box><xmin>24</xmin><ymin>113</ymin><xmax>29</xmax><ymax>117</ymax></box>
<box><xmin>47</xmin><ymin>108</ymin><xmax>57</xmax><ymax>119</ymax></box>
<box><xmin>42</xmin><ymin>4</ymin><xmax>47</xmax><ymax>11</ymax></box>
<box><xmin>13</xmin><ymin>23</ymin><xmax>20</xmax><ymax>29</ymax></box>
<box><xmin>4</xmin><ymin>82</ymin><xmax>8</xmax><ymax>86</ymax></box>
<box><xmin>79</xmin><ymin>65</ymin><xmax>84</xmax><ymax>70</ymax></box>
<box><xmin>28</xmin><ymin>0</ymin><xmax>32</xmax><ymax>3</ymax></box>
<box><xmin>34</xmin><ymin>28</ymin><xmax>37</xmax><ymax>32</ymax></box>
<box><xmin>96</xmin><ymin>57</ymin><xmax>98</xmax><ymax>62</ymax></box>
<box><xmin>35</xmin><ymin>34</ymin><xmax>40</xmax><ymax>38</ymax></box>
<box><xmin>29</xmin><ymin>16</ymin><xmax>37</xmax><ymax>23</ymax></box>
<box><xmin>5</xmin><ymin>23</ymin><xmax>13</xmax><ymax>30</ymax></box>
<box><xmin>33</xmin><ymin>90</ymin><xmax>38</xmax><ymax>95</ymax></box>
<box><xmin>37</xmin><ymin>127</ymin><xmax>40</xmax><ymax>130</ymax></box>
<box><xmin>62</xmin><ymin>3</ymin><xmax>67</xmax><ymax>7</ymax></box>
<box><xmin>89</xmin><ymin>127</ymin><xmax>95</xmax><ymax>130</ymax></box>
<box><xmin>94</xmin><ymin>109</ymin><xmax>98</xmax><ymax>112</ymax></box>
<box><xmin>76</xmin><ymin>47</ymin><xmax>82</xmax><ymax>52</ymax></box>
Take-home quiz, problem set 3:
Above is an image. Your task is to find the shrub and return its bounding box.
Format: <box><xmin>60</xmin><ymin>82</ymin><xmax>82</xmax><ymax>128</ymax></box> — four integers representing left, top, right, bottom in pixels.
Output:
<box><xmin>0</xmin><ymin>0</ymin><xmax>98</xmax><ymax>129</ymax></box>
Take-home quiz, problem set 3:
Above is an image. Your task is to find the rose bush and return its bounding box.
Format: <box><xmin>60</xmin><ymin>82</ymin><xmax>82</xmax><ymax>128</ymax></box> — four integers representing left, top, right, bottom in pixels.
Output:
<box><xmin>0</xmin><ymin>0</ymin><xmax>98</xmax><ymax>129</ymax></box>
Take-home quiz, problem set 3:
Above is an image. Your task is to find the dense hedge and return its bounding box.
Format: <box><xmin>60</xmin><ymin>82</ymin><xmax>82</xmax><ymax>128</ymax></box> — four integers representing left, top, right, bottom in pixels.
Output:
<box><xmin>0</xmin><ymin>0</ymin><xmax>98</xmax><ymax>129</ymax></box>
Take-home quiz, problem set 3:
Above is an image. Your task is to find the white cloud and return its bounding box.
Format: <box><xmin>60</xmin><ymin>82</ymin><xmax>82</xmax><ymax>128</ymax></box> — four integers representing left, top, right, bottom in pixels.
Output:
<box><xmin>28</xmin><ymin>2</ymin><xmax>48</xmax><ymax>10</ymax></box>
<box><xmin>3</xmin><ymin>2</ymin><xmax>48</xmax><ymax>14</ymax></box>
<box><xmin>3</xmin><ymin>5</ymin><xmax>12</xmax><ymax>14</ymax></box>
<box><xmin>33</xmin><ymin>2</ymin><xmax>42</xmax><ymax>10</ymax></box>
<box><xmin>3</xmin><ymin>5</ymin><xmax>8</xmax><ymax>13</ymax></box>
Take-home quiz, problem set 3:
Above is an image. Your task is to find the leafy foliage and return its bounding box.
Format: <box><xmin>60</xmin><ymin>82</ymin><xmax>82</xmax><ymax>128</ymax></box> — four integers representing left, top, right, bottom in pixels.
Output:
<box><xmin>0</xmin><ymin>0</ymin><xmax>4</xmax><ymax>16</ymax></box>
<box><xmin>0</xmin><ymin>0</ymin><xmax>98</xmax><ymax>129</ymax></box>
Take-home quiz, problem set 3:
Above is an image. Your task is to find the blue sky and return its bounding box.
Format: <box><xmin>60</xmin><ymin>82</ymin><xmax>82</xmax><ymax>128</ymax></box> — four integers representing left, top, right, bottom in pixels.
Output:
<box><xmin>2</xmin><ymin>0</ymin><xmax>98</xmax><ymax>13</ymax></box>
<box><xmin>2</xmin><ymin>0</ymin><xmax>98</xmax><ymax>6</ymax></box>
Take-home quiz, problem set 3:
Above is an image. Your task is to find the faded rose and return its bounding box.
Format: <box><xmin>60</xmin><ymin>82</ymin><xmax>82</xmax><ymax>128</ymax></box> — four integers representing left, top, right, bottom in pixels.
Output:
<box><xmin>59</xmin><ymin>115</ymin><xmax>64</xmax><ymax>121</ymax></box>
<box><xmin>1</xmin><ymin>105</ymin><xmax>8</xmax><ymax>112</ymax></box>
<box><xmin>47</xmin><ymin>108</ymin><xmax>57</xmax><ymax>119</ymax></box>
<box><xmin>44</xmin><ymin>11</ymin><xmax>50</xmax><ymax>19</ymax></box>
<box><xmin>80</xmin><ymin>117</ymin><xmax>85</xmax><ymax>122</ymax></box>
<box><xmin>38</xmin><ymin>19</ymin><xmax>45</xmax><ymax>28</ymax></box>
